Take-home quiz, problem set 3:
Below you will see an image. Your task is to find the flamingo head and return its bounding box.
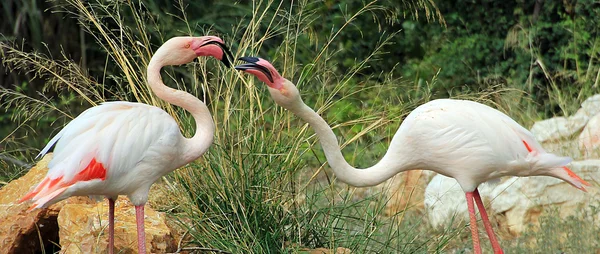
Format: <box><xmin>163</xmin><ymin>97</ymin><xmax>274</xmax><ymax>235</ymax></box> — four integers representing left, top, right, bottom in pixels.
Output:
<box><xmin>154</xmin><ymin>36</ymin><xmax>234</xmax><ymax>67</ymax></box>
<box><xmin>235</xmin><ymin>57</ymin><xmax>302</xmax><ymax>109</ymax></box>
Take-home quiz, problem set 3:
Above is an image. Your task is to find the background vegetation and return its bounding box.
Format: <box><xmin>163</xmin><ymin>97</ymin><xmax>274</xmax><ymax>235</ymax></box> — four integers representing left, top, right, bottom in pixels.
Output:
<box><xmin>0</xmin><ymin>0</ymin><xmax>598</xmax><ymax>253</ymax></box>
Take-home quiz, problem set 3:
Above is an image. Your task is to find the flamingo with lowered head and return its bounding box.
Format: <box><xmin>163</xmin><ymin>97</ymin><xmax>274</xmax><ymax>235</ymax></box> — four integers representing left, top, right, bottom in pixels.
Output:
<box><xmin>19</xmin><ymin>36</ymin><xmax>233</xmax><ymax>254</ymax></box>
<box><xmin>235</xmin><ymin>56</ymin><xmax>590</xmax><ymax>254</ymax></box>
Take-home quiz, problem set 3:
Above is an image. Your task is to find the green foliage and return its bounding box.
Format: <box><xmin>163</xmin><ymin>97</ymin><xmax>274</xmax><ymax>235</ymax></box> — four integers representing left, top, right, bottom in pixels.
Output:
<box><xmin>399</xmin><ymin>0</ymin><xmax>600</xmax><ymax>121</ymax></box>
<box><xmin>0</xmin><ymin>0</ymin><xmax>599</xmax><ymax>253</ymax></box>
<box><xmin>0</xmin><ymin>0</ymin><xmax>450</xmax><ymax>252</ymax></box>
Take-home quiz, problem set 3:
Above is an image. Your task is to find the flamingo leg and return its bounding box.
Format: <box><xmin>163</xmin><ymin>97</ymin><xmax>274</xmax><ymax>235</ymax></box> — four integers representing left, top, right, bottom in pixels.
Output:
<box><xmin>135</xmin><ymin>205</ymin><xmax>147</xmax><ymax>254</ymax></box>
<box><xmin>108</xmin><ymin>198</ymin><xmax>115</xmax><ymax>254</ymax></box>
<box><xmin>465</xmin><ymin>192</ymin><xmax>482</xmax><ymax>254</ymax></box>
<box><xmin>473</xmin><ymin>189</ymin><xmax>503</xmax><ymax>254</ymax></box>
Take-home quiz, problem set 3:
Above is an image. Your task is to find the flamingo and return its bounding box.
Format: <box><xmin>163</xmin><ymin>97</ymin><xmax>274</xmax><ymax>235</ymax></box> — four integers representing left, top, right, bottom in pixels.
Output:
<box><xmin>234</xmin><ymin>56</ymin><xmax>590</xmax><ymax>254</ymax></box>
<box><xmin>19</xmin><ymin>36</ymin><xmax>233</xmax><ymax>254</ymax></box>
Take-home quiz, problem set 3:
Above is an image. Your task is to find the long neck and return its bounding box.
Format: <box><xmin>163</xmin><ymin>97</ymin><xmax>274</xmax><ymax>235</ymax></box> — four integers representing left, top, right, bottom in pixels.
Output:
<box><xmin>289</xmin><ymin>102</ymin><xmax>413</xmax><ymax>187</ymax></box>
<box><xmin>147</xmin><ymin>59</ymin><xmax>214</xmax><ymax>165</ymax></box>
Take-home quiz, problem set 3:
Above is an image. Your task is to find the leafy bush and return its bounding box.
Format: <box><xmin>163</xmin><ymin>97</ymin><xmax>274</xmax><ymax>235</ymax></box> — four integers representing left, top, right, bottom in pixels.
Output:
<box><xmin>1</xmin><ymin>0</ymin><xmax>599</xmax><ymax>253</ymax></box>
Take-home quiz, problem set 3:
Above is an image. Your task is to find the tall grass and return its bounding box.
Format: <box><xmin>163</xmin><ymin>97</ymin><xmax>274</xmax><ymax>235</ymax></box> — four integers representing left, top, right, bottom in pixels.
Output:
<box><xmin>509</xmin><ymin>203</ymin><xmax>600</xmax><ymax>253</ymax></box>
<box><xmin>504</xmin><ymin>15</ymin><xmax>600</xmax><ymax>123</ymax></box>
<box><xmin>0</xmin><ymin>0</ymin><xmax>453</xmax><ymax>253</ymax></box>
<box><xmin>164</xmin><ymin>1</ymin><xmax>448</xmax><ymax>252</ymax></box>
<box><xmin>4</xmin><ymin>0</ymin><xmax>597</xmax><ymax>253</ymax></box>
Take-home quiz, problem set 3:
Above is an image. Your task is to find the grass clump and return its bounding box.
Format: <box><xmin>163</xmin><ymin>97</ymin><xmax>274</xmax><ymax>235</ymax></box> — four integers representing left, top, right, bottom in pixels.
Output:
<box><xmin>1</xmin><ymin>0</ymin><xmax>598</xmax><ymax>253</ymax></box>
<box><xmin>503</xmin><ymin>204</ymin><xmax>600</xmax><ymax>253</ymax></box>
<box><xmin>165</xmin><ymin>1</ymin><xmax>447</xmax><ymax>252</ymax></box>
<box><xmin>1</xmin><ymin>0</ymin><xmax>450</xmax><ymax>253</ymax></box>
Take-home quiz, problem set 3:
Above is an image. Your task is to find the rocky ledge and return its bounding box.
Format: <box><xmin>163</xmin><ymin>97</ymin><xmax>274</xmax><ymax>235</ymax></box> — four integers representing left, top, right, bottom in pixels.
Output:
<box><xmin>0</xmin><ymin>154</ymin><xmax>177</xmax><ymax>253</ymax></box>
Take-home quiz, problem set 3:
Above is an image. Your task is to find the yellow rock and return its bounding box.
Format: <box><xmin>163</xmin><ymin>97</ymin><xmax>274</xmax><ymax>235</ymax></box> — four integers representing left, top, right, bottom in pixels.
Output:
<box><xmin>58</xmin><ymin>195</ymin><xmax>176</xmax><ymax>253</ymax></box>
<box><xmin>0</xmin><ymin>153</ymin><xmax>177</xmax><ymax>253</ymax></box>
<box><xmin>0</xmin><ymin>154</ymin><xmax>93</xmax><ymax>253</ymax></box>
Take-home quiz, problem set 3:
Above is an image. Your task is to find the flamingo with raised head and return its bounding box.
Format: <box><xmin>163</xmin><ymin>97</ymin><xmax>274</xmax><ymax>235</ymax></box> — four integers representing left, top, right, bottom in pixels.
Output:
<box><xmin>19</xmin><ymin>36</ymin><xmax>233</xmax><ymax>254</ymax></box>
<box><xmin>234</xmin><ymin>56</ymin><xmax>590</xmax><ymax>254</ymax></box>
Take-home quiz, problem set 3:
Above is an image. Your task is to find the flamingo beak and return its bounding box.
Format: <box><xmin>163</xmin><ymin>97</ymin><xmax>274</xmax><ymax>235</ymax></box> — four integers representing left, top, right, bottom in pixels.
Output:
<box><xmin>198</xmin><ymin>40</ymin><xmax>234</xmax><ymax>67</ymax></box>
<box><xmin>234</xmin><ymin>57</ymin><xmax>274</xmax><ymax>83</ymax></box>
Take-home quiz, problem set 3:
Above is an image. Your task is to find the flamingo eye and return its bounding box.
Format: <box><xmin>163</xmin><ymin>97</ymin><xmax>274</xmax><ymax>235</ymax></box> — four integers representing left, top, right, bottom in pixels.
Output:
<box><xmin>184</xmin><ymin>44</ymin><xmax>191</xmax><ymax>49</ymax></box>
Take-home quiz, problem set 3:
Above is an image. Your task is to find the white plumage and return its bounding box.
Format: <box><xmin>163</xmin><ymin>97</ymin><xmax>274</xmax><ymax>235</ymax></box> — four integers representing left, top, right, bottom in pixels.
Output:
<box><xmin>21</xmin><ymin>36</ymin><xmax>233</xmax><ymax>254</ymax></box>
<box><xmin>31</xmin><ymin>102</ymin><xmax>181</xmax><ymax>207</ymax></box>
<box><xmin>235</xmin><ymin>56</ymin><xmax>589</xmax><ymax>254</ymax></box>
<box><xmin>387</xmin><ymin>99</ymin><xmax>574</xmax><ymax>192</ymax></box>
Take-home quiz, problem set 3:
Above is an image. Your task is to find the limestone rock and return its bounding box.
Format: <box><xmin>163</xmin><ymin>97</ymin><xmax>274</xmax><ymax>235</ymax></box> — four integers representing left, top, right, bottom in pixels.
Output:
<box><xmin>1</xmin><ymin>153</ymin><xmax>177</xmax><ymax>253</ymax></box>
<box><xmin>531</xmin><ymin>117</ymin><xmax>580</xmax><ymax>142</ymax></box>
<box><xmin>581</xmin><ymin>94</ymin><xmax>600</xmax><ymax>117</ymax></box>
<box><xmin>0</xmin><ymin>154</ymin><xmax>94</xmax><ymax>254</ymax></box>
<box><xmin>489</xmin><ymin>160</ymin><xmax>597</xmax><ymax>236</ymax></box>
<box><xmin>579</xmin><ymin>113</ymin><xmax>600</xmax><ymax>157</ymax></box>
<box><xmin>423</xmin><ymin>174</ymin><xmax>494</xmax><ymax>228</ymax></box>
<box><xmin>424</xmin><ymin>160</ymin><xmax>598</xmax><ymax>235</ymax></box>
<box><xmin>567</xmin><ymin>160</ymin><xmax>600</xmax><ymax>187</ymax></box>
<box><xmin>0</xmin><ymin>154</ymin><xmax>54</xmax><ymax>254</ymax></box>
<box><xmin>569</xmin><ymin>108</ymin><xmax>592</xmax><ymax>133</ymax></box>
<box><xmin>530</xmin><ymin>94</ymin><xmax>600</xmax><ymax>143</ymax></box>
<box><xmin>58</xmin><ymin>196</ymin><xmax>177</xmax><ymax>253</ymax></box>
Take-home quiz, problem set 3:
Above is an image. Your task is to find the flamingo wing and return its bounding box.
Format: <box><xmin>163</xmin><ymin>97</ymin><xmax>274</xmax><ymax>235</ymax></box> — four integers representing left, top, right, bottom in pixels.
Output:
<box><xmin>459</xmin><ymin>100</ymin><xmax>545</xmax><ymax>152</ymax></box>
<box><xmin>468</xmin><ymin>100</ymin><xmax>590</xmax><ymax>188</ymax></box>
<box><xmin>20</xmin><ymin>101</ymin><xmax>180</xmax><ymax>208</ymax></box>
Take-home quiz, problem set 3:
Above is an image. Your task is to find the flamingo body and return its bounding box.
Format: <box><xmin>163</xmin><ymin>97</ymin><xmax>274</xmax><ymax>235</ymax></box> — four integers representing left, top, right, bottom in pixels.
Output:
<box><xmin>385</xmin><ymin>98</ymin><xmax>575</xmax><ymax>192</ymax></box>
<box><xmin>20</xmin><ymin>36</ymin><xmax>233</xmax><ymax>254</ymax></box>
<box><xmin>21</xmin><ymin>102</ymin><xmax>183</xmax><ymax>208</ymax></box>
<box><xmin>235</xmin><ymin>56</ymin><xmax>589</xmax><ymax>254</ymax></box>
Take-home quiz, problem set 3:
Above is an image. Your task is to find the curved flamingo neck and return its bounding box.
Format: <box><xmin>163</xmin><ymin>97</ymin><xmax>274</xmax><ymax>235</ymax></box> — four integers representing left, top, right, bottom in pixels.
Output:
<box><xmin>147</xmin><ymin>59</ymin><xmax>214</xmax><ymax>165</ymax></box>
<box><xmin>288</xmin><ymin>100</ymin><xmax>413</xmax><ymax>187</ymax></box>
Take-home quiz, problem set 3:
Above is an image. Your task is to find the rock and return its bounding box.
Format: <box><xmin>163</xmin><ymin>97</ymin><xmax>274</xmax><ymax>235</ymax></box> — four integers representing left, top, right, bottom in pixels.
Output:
<box><xmin>530</xmin><ymin>94</ymin><xmax>600</xmax><ymax>143</ymax></box>
<box><xmin>581</xmin><ymin>94</ymin><xmax>600</xmax><ymax>117</ymax></box>
<box><xmin>58</xmin><ymin>196</ymin><xmax>177</xmax><ymax>253</ymax></box>
<box><xmin>568</xmin><ymin>108</ymin><xmax>592</xmax><ymax>133</ymax></box>
<box><xmin>423</xmin><ymin>174</ymin><xmax>494</xmax><ymax>228</ymax></box>
<box><xmin>424</xmin><ymin>160</ymin><xmax>598</xmax><ymax>236</ymax></box>
<box><xmin>0</xmin><ymin>154</ymin><xmax>53</xmax><ymax>254</ymax></box>
<box><xmin>0</xmin><ymin>154</ymin><xmax>94</xmax><ymax>254</ymax></box>
<box><xmin>489</xmin><ymin>165</ymin><xmax>596</xmax><ymax>236</ymax></box>
<box><xmin>1</xmin><ymin>153</ymin><xmax>177</xmax><ymax>253</ymax></box>
<box><xmin>568</xmin><ymin>160</ymin><xmax>600</xmax><ymax>186</ymax></box>
<box><xmin>531</xmin><ymin>117</ymin><xmax>581</xmax><ymax>142</ymax></box>
<box><xmin>578</xmin><ymin>113</ymin><xmax>600</xmax><ymax>157</ymax></box>
<box><xmin>424</xmin><ymin>175</ymin><xmax>466</xmax><ymax>228</ymax></box>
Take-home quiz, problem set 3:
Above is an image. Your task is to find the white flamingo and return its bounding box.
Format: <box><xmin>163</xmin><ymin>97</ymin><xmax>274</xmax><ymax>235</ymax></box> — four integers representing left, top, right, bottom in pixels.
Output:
<box><xmin>20</xmin><ymin>36</ymin><xmax>233</xmax><ymax>254</ymax></box>
<box><xmin>235</xmin><ymin>56</ymin><xmax>590</xmax><ymax>254</ymax></box>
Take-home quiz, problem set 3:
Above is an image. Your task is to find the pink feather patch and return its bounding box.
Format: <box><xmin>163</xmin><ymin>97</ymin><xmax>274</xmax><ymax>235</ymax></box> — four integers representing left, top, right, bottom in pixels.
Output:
<box><xmin>19</xmin><ymin>158</ymin><xmax>107</xmax><ymax>204</ymax></box>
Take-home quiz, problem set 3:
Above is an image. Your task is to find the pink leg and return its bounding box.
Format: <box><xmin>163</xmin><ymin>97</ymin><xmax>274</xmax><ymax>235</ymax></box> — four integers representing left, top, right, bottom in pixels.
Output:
<box><xmin>473</xmin><ymin>189</ymin><xmax>503</xmax><ymax>254</ymax></box>
<box><xmin>135</xmin><ymin>205</ymin><xmax>147</xmax><ymax>254</ymax></box>
<box><xmin>465</xmin><ymin>192</ymin><xmax>482</xmax><ymax>254</ymax></box>
<box><xmin>108</xmin><ymin>198</ymin><xmax>115</xmax><ymax>254</ymax></box>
